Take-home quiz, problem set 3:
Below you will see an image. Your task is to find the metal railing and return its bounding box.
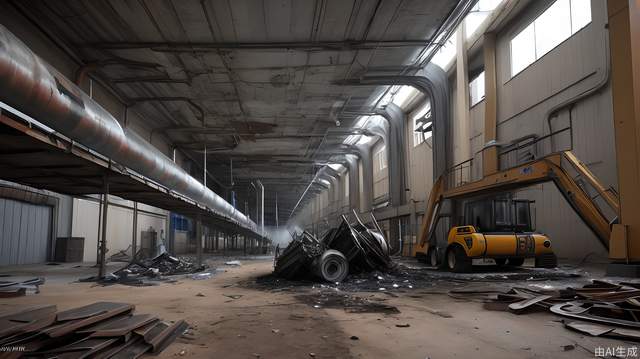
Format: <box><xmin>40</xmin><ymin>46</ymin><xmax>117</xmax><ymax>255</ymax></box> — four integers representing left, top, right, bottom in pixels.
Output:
<box><xmin>444</xmin><ymin>125</ymin><xmax>573</xmax><ymax>190</ymax></box>
<box><xmin>498</xmin><ymin>126</ymin><xmax>572</xmax><ymax>171</ymax></box>
<box><xmin>445</xmin><ymin>157</ymin><xmax>474</xmax><ymax>189</ymax></box>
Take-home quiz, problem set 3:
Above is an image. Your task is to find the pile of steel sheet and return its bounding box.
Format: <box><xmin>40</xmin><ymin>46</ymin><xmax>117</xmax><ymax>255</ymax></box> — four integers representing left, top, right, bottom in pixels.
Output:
<box><xmin>0</xmin><ymin>302</ymin><xmax>187</xmax><ymax>358</ymax></box>
<box><xmin>274</xmin><ymin>212</ymin><xmax>392</xmax><ymax>283</ymax></box>
<box><xmin>449</xmin><ymin>280</ymin><xmax>640</xmax><ymax>341</ymax></box>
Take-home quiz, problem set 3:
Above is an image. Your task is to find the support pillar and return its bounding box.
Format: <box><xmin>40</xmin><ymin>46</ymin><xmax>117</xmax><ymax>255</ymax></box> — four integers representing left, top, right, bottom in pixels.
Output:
<box><xmin>483</xmin><ymin>32</ymin><xmax>499</xmax><ymax>176</ymax></box>
<box><xmin>98</xmin><ymin>176</ymin><xmax>109</xmax><ymax>278</ymax></box>
<box><xmin>454</xmin><ymin>23</ymin><xmax>471</xmax><ymax>167</ymax></box>
<box><xmin>131</xmin><ymin>202</ymin><xmax>138</xmax><ymax>260</ymax></box>
<box><xmin>607</xmin><ymin>0</ymin><xmax>640</xmax><ymax>266</ymax></box>
<box><xmin>196</xmin><ymin>219</ymin><xmax>203</xmax><ymax>266</ymax></box>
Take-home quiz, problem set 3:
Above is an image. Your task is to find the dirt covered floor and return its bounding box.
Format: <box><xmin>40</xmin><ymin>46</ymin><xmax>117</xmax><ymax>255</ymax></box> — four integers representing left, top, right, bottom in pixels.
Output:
<box><xmin>0</xmin><ymin>256</ymin><xmax>636</xmax><ymax>358</ymax></box>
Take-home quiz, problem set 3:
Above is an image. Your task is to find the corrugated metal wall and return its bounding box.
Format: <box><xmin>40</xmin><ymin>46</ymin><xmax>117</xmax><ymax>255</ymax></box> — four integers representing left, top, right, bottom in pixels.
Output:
<box><xmin>0</xmin><ymin>198</ymin><xmax>52</xmax><ymax>265</ymax></box>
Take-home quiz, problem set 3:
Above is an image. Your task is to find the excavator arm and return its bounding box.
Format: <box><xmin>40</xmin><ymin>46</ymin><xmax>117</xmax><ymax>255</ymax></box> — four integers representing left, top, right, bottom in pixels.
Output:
<box><xmin>415</xmin><ymin>151</ymin><xmax>618</xmax><ymax>255</ymax></box>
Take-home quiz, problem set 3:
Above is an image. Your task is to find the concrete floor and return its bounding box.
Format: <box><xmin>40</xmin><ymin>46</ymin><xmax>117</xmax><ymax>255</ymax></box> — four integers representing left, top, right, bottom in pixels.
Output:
<box><xmin>0</xmin><ymin>257</ymin><xmax>635</xmax><ymax>358</ymax></box>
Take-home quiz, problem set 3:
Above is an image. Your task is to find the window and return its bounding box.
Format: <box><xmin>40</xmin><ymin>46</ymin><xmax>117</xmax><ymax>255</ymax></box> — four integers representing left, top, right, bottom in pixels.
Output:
<box><xmin>375</xmin><ymin>147</ymin><xmax>387</xmax><ymax>170</ymax></box>
<box><xmin>469</xmin><ymin>71</ymin><xmax>485</xmax><ymax>106</ymax></box>
<box><xmin>510</xmin><ymin>0</ymin><xmax>591</xmax><ymax>77</ymax></box>
<box><xmin>412</xmin><ymin>102</ymin><xmax>433</xmax><ymax>147</ymax></box>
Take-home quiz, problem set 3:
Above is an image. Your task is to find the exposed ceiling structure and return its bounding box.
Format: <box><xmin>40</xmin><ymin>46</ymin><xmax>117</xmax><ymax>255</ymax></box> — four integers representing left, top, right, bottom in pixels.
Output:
<box><xmin>11</xmin><ymin>0</ymin><xmax>463</xmax><ymax>226</ymax></box>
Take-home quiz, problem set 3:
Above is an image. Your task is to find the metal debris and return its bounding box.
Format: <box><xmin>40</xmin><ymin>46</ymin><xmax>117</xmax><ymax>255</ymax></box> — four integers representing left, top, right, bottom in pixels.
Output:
<box><xmin>274</xmin><ymin>212</ymin><xmax>391</xmax><ymax>282</ymax></box>
<box><xmin>0</xmin><ymin>302</ymin><xmax>187</xmax><ymax>357</ymax></box>
<box><xmin>0</xmin><ymin>277</ymin><xmax>44</xmax><ymax>297</ymax></box>
<box><xmin>453</xmin><ymin>280</ymin><xmax>640</xmax><ymax>342</ymax></box>
<box><xmin>80</xmin><ymin>252</ymin><xmax>206</xmax><ymax>286</ymax></box>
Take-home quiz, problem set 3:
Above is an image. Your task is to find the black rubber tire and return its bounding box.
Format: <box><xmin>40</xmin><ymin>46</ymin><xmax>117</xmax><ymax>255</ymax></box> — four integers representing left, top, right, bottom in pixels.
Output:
<box><xmin>315</xmin><ymin>250</ymin><xmax>349</xmax><ymax>282</ymax></box>
<box><xmin>507</xmin><ymin>257</ymin><xmax>525</xmax><ymax>266</ymax></box>
<box><xmin>428</xmin><ymin>248</ymin><xmax>439</xmax><ymax>267</ymax></box>
<box><xmin>494</xmin><ymin>258</ymin><xmax>507</xmax><ymax>266</ymax></box>
<box><xmin>447</xmin><ymin>245</ymin><xmax>472</xmax><ymax>273</ymax></box>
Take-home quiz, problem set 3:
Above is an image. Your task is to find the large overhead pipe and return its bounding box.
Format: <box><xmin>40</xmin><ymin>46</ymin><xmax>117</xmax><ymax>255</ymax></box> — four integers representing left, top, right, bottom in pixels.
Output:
<box><xmin>0</xmin><ymin>25</ymin><xmax>259</xmax><ymax>234</ymax></box>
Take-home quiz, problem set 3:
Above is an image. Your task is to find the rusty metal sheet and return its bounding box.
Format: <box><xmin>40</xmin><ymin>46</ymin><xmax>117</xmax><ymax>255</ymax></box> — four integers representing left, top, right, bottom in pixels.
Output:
<box><xmin>132</xmin><ymin>320</ymin><xmax>162</xmax><ymax>340</ymax></box>
<box><xmin>43</xmin><ymin>303</ymin><xmax>134</xmax><ymax>338</ymax></box>
<box><xmin>85</xmin><ymin>314</ymin><xmax>157</xmax><ymax>337</ymax></box>
<box><xmin>35</xmin><ymin>337</ymin><xmax>118</xmax><ymax>358</ymax></box>
<box><xmin>56</xmin><ymin>302</ymin><xmax>135</xmax><ymax>322</ymax></box>
<box><xmin>109</xmin><ymin>337</ymin><xmax>152</xmax><ymax>359</ymax></box>
<box><xmin>148</xmin><ymin>320</ymin><xmax>188</xmax><ymax>353</ymax></box>
<box><xmin>0</xmin><ymin>305</ymin><xmax>57</xmax><ymax>338</ymax></box>
<box><xmin>92</xmin><ymin>336</ymin><xmax>141</xmax><ymax>359</ymax></box>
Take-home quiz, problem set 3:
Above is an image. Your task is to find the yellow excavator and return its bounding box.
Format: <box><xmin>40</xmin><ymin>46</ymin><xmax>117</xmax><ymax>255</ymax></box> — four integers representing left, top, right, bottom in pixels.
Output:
<box><xmin>413</xmin><ymin>151</ymin><xmax>620</xmax><ymax>272</ymax></box>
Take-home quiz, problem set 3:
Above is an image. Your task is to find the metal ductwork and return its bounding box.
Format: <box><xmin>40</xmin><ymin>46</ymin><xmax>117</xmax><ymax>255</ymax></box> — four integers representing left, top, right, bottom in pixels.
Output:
<box><xmin>0</xmin><ymin>25</ymin><xmax>259</xmax><ymax>234</ymax></box>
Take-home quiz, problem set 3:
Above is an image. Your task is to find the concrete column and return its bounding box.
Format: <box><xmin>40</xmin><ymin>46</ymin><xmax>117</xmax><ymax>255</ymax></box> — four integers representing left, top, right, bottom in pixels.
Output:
<box><xmin>454</xmin><ymin>24</ymin><xmax>471</xmax><ymax>166</ymax></box>
<box><xmin>483</xmin><ymin>32</ymin><xmax>499</xmax><ymax>176</ymax></box>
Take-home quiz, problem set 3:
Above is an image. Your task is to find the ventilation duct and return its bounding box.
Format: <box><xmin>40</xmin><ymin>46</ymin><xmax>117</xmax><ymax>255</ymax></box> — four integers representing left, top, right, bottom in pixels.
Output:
<box><xmin>0</xmin><ymin>25</ymin><xmax>258</xmax><ymax>234</ymax></box>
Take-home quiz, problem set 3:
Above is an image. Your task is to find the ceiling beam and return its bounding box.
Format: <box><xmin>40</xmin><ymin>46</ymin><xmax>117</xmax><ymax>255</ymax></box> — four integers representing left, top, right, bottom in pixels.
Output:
<box><xmin>78</xmin><ymin>39</ymin><xmax>433</xmax><ymax>52</ymax></box>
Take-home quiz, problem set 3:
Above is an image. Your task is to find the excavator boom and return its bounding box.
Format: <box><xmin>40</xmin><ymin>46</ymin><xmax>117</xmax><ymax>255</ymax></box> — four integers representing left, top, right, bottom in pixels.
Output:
<box><xmin>416</xmin><ymin>151</ymin><xmax>618</xmax><ymax>254</ymax></box>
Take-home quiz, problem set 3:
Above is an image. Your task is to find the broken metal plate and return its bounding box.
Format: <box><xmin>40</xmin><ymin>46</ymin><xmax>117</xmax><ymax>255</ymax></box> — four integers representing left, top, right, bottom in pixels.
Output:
<box><xmin>564</xmin><ymin>321</ymin><xmax>615</xmax><ymax>336</ymax></box>
<box><xmin>551</xmin><ymin>303</ymin><xmax>640</xmax><ymax>328</ymax></box>
<box><xmin>149</xmin><ymin>320</ymin><xmax>189</xmax><ymax>353</ymax></box>
<box><xmin>57</xmin><ymin>302</ymin><xmax>135</xmax><ymax>322</ymax></box>
<box><xmin>43</xmin><ymin>303</ymin><xmax>134</xmax><ymax>337</ymax></box>
<box><xmin>77</xmin><ymin>314</ymin><xmax>157</xmax><ymax>337</ymax></box>
<box><xmin>0</xmin><ymin>305</ymin><xmax>57</xmax><ymax>338</ymax></box>
<box><xmin>509</xmin><ymin>295</ymin><xmax>553</xmax><ymax>312</ymax></box>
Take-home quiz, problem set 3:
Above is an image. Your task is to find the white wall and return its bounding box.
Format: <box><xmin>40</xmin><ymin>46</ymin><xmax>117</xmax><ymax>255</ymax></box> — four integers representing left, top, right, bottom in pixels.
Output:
<box><xmin>72</xmin><ymin>198</ymin><xmax>167</xmax><ymax>263</ymax></box>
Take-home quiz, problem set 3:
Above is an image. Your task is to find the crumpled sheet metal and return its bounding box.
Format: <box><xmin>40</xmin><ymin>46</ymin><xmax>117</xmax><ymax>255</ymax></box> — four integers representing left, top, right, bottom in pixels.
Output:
<box><xmin>274</xmin><ymin>213</ymin><xmax>392</xmax><ymax>282</ymax></box>
<box><xmin>457</xmin><ymin>279</ymin><xmax>640</xmax><ymax>342</ymax></box>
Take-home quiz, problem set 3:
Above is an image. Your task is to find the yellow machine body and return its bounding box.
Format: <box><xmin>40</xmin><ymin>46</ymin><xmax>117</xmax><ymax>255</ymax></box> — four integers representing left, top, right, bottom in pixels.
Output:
<box><xmin>446</xmin><ymin>225</ymin><xmax>553</xmax><ymax>259</ymax></box>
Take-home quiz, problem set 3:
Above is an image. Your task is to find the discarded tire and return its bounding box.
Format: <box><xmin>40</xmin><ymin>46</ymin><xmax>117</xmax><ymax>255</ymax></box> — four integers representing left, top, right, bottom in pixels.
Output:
<box><xmin>313</xmin><ymin>250</ymin><xmax>349</xmax><ymax>282</ymax></box>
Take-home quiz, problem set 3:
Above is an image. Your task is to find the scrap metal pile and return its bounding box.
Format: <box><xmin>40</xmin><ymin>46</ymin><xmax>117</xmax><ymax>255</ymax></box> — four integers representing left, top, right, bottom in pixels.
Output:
<box><xmin>0</xmin><ymin>277</ymin><xmax>44</xmax><ymax>298</ymax></box>
<box><xmin>450</xmin><ymin>280</ymin><xmax>640</xmax><ymax>341</ymax></box>
<box><xmin>0</xmin><ymin>302</ymin><xmax>187</xmax><ymax>358</ymax></box>
<box><xmin>82</xmin><ymin>252</ymin><xmax>206</xmax><ymax>286</ymax></box>
<box><xmin>116</xmin><ymin>253</ymin><xmax>206</xmax><ymax>277</ymax></box>
<box><xmin>274</xmin><ymin>213</ymin><xmax>392</xmax><ymax>283</ymax></box>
